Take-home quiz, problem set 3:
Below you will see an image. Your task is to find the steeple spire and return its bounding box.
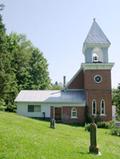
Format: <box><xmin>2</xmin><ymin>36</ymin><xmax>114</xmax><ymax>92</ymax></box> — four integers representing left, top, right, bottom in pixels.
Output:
<box><xmin>93</xmin><ymin>18</ymin><xmax>96</xmax><ymax>22</ymax></box>
<box><xmin>83</xmin><ymin>20</ymin><xmax>111</xmax><ymax>53</ymax></box>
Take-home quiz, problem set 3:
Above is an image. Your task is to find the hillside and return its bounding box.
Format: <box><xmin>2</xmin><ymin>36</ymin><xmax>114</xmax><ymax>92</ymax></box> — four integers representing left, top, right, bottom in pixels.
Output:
<box><xmin>0</xmin><ymin>112</ymin><xmax>120</xmax><ymax>159</ymax></box>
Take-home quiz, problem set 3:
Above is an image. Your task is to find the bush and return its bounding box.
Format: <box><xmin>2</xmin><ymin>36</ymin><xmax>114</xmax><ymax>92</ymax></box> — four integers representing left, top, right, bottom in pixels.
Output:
<box><xmin>110</xmin><ymin>127</ymin><xmax>120</xmax><ymax>136</ymax></box>
<box><xmin>85</xmin><ymin>123</ymin><xmax>90</xmax><ymax>132</ymax></box>
<box><xmin>97</xmin><ymin>121</ymin><xmax>111</xmax><ymax>129</ymax></box>
<box><xmin>5</xmin><ymin>103</ymin><xmax>16</xmax><ymax>112</ymax></box>
<box><xmin>109</xmin><ymin>121</ymin><xmax>120</xmax><ymax>136</ymax></box>
<box><xmin>85</xmin><ymin>114</ymin><xmax>101</xmax><ymax>124</ymax></box>
<box><xmin>0</xmin><ymin>98</ymin><xmax>6</xmax><ymax>111</ymax></box>
<box><xmin>85</xmin><ymin>121</ymin><xmax>113</xmax><ymax>131</ymax></box>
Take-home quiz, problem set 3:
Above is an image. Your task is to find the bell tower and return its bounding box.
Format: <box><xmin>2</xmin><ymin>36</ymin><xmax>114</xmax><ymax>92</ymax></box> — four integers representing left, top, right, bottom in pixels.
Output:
<box><xmin>82</xmin><ymin>19</ymin><xmax>114</xmax><ymax>121</ymax></box>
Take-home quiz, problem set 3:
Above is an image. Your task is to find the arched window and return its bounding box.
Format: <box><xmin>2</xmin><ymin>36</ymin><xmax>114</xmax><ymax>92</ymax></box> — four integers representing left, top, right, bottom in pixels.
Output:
<box><xmin>100</xmin><ymin>99</ymin><xmax>105</xmax><ymax>115</ymax></box>
<box><xmin>92</xmin><ymin>100</ymin><xmax>97</xmax><ymax>115</ymax></box>
<box><xmin>93</xmin><ymin>53</ymin><xmax>98</xmax><ymax>63</ymax></box>
<box><xmin>92</xmin><ymin>47</ymin><xmax>103</xmax><ymax>63</ymax></box>
<box><xmin>71</xmin><ymin>107</ymin><xmax>77</xmax><ymax>118</ymax></box>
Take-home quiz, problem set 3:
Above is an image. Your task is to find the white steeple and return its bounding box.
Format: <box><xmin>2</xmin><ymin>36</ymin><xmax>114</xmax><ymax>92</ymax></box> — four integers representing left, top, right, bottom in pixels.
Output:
<box><xmin>82</xmin><ymin>19</ymin><xmax>111</xmax><ymax>63</ymax></box>
<box><xmin>83</xmin><ymin>19</ymin><xmax>111</xmax><ymax>54</ymax></box>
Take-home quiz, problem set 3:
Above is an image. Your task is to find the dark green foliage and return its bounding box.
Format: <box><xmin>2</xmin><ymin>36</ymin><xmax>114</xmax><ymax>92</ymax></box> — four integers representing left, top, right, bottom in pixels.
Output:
<box><xmin>112</xmin><ymin>86</ymin><xmax>120</xmax><ymax>120</ymax></box>
<box><xmin>50</xmin><ymin>81</ymin><xmax>63</xmax><ymax>90</ymax></box>
<box><xmin>85</xmin><ymin>114</ymin><xmax>101</xmax><ymax>124</ymax></box>
<box><xmin>85</xmin><ymin>121</ymin><xmax>113</xmax><ymax>132</ymax></box>
<box><xmin>97</xmin><ymin>121</ymin><xmax>111</xmax><ymax>129</ymax></box>
<box><xmin>109</xmin><ymin>120</ymin><xmax>120</xmax><ymax>136</ymax></box>
<box><xmin>0</xmin><ymin>15</ymin><xmax>50</xmax><ymax>111</ymax></box>
<box><xmin>0</xmin><ymin>98</ymin><xmax>6</xmax><ymax>111</ymax></box>
<box><xmin>0</xmin><ymin>15</ymin><xmax>17</xmax><ymax>111</ymax></box>
<box><xmin>29</xmin><ymin>48</ymin><xmax>50</xmax><ymax>89</ymax></box>
<box><xmin>110</xmin><ymin>127</ymin><xmax>120</xmax><ymax>136</ymax></box>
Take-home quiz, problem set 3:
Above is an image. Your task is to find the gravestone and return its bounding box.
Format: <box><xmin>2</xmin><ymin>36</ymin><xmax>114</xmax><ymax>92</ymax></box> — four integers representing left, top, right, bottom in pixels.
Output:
<box><xmin>50</xmin><ymin>118</ymin><xmax>56</xmax><ymax>129</ymax></box>
<box><xmin>89</xmin><ymin>122</ymin><xmax>99</xmax><ymax>154</ymax></box>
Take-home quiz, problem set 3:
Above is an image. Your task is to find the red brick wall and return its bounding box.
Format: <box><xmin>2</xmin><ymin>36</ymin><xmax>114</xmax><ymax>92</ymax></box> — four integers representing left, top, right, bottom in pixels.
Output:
<box><xmin>84</xmin><ymin>69</ymin><xmax>112</xmax><ymax>121</ymax></box>
<box><xmin>62</xmin><ymin>106</ymin><xmax>85</xmax><ymax>124</ymax></box>
<box><xmin>68</xmin><ymin>70</ymin><xmax>84</xmax><ymax>89</ymax></box>
<box><xmin>84</xmin><ymin>70</ymin><xmax>111</xmax><ymax>90</ymax></box>
<box><xmin>86</xmin><ymin>90</ymin><xmax>112</xmax><ymax>121</ymax></box>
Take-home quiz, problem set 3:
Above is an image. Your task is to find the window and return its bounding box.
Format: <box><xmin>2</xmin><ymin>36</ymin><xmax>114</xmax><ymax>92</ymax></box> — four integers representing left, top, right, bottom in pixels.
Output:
<box><xmin>28</xmin><ymin>105</ymin><xmax>41</xmax><ymax>112</ymax></box>
<box><xmin>92</xmin><ymin>47</ymin><xmax>103</xmax><ymax>63</ymax></box>
<box><xmin>71</xmin><ymin>107</ymin><xmax>77</xmax><ymax>118</ymax></box>
<box><xmin>93</xmin><ymin>53</ymin><xmax>98</xmax><ymax>63</ymax></box>
<box><xmin>100</xmin><ymin>99</ymin><xmax>105</xmax><ymax>115</ymax></box>
<box><xmin>92</xmin><ymin>100</ymin><xmax>97</xmax><ymax>115</ymax></box>
<box><xmin>34</xmin><ymin>105</ymin><xmax>41</xmax><ymax>112</ymax></box>
<box><xmin>28</xmin><ymin>105</ymin><xmax>34</xmax><ymax>112</ymax></box>
<box><xmin>94</xmin><ymin>75</ymin><xmax>102</xmax><ymax>84</ymax></box>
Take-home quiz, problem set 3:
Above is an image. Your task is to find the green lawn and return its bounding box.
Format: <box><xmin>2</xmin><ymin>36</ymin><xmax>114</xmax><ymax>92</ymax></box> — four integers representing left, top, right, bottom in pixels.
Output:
<box><xmin>0</xmin><ymin>112</ymin><xmax>120</xmax><ymax>159</ymax></box>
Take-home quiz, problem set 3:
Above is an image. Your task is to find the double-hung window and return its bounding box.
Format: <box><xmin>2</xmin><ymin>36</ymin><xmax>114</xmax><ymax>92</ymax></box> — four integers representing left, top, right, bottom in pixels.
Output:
<box><xmin>28</xmin><ymin>105</ymin><xmax>41</xmax><ymax>112</ymax></box>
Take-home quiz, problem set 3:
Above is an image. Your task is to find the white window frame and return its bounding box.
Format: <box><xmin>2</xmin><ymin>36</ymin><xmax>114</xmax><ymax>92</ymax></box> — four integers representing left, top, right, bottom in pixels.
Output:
<box><xmin>94</xmin><ymin>74</ymin><xmax>102</xmax><ymax>84</ymax></box>
<box><xmin>71</xmin><ymin>107</ymin><xmax>77</xmax><ymax>119</ymax></box>
<box><xmin>92</xmin><ymin>99</ymin><xmax>97</xmax><ymax>115</ymax></box>
<box><xmin>100</xmin><ymin>99</ymin><xmax>105</xmax><ymax>116</ymax></box>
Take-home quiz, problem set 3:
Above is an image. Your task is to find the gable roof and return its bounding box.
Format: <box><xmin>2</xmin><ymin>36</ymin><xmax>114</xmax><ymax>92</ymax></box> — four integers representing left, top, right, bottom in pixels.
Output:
<box><xmin>83</xmin><ymin>19</ymin><xmax>111</xmax><ymax>53</ymax></box>
<box><xmin>66</xmin><ymin>67</ymin><xmax>83</xmax><ymax>89</ymax></box>
<box><xmin>15</xmin><ymin>90</ymin><xmax>86</xmax><ymax>105</ymax></box>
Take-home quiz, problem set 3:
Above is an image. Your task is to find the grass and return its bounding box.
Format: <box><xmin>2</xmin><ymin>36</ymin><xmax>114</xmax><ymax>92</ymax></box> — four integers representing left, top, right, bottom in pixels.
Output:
<box><xmin>0</xmin><ymin>112</ymin><xmax>120</xmax><ymax>159</ymax></box>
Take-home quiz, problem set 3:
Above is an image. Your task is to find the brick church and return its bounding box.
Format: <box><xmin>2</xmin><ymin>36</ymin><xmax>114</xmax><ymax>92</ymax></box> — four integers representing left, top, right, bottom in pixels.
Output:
<box><xmin>15</xmin><ymin>19</ymin><xmax>114</xmax><ymax>124</ymax></box>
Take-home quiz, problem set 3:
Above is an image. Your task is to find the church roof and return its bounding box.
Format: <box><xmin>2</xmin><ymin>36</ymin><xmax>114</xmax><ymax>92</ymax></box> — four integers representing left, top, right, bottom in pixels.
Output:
<box><xmin>15</xmin><ymin>90</ymin><xmax>86</xmax><ymax>105</ymax></box>
<box><xmin>83</xmin><ymin>19</ymin><xmax>111</xmax><ymax>52</ymax></box>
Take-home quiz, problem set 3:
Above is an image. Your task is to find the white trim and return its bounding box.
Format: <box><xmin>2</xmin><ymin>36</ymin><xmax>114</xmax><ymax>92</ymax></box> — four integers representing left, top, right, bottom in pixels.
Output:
<box><xmin>82</xmin><ymin>43</ymin><xmax>110</xmax><ymax>54</ymax></box>
<box><xmin>71</xmin><ymin>107</ymin><xmax>77</xmax><ymax>119</ymax></box>
<box><xmin>92</xmin><ymin>99</ymin><xmax>97</xmax><ymax>115</ymax></box>
<box><xmin>94</xmin><ymin>74</ymin><xmax>102</xmax><ymax>84</ymax></box>
<box><xmin>16</xmin><ymin>102</ymin><xmax>86</xmax><ymax>107</ymax></box>
<box><xmin>100</xmin><ymin>99</ymin><xmax>106</xmax><ymax>115</ymax></box>
<box><xmin>81</xmin><ymin>63</ymin><xmax>114</xmax><ymax>70</ymax></box>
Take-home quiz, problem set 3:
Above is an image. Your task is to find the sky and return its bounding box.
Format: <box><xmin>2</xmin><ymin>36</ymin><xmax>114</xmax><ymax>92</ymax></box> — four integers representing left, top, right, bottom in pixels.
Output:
<box><xmin>1</xmin><ymin>0</ymin><xmax>120</xmax><ymax>88</ymax></box>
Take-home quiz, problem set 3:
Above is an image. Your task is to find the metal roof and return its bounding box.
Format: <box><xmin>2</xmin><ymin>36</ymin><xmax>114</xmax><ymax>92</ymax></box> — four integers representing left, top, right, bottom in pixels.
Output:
<box><xmin>83</xmin><ymin>19</ymin><xmax>111</xmax><ymax>46</ymax></box>
<box><xmin>15</xmin><ymin>90</ymin><xmax>86</xmax><ymax>105</ymax></box>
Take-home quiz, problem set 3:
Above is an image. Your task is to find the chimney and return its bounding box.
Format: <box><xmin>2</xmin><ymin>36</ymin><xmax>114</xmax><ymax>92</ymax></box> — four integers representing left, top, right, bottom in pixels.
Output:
<box><xmin>63</xmin><ymin>76</ymin><xmax>66</xmax><ymax>89</ymax></box>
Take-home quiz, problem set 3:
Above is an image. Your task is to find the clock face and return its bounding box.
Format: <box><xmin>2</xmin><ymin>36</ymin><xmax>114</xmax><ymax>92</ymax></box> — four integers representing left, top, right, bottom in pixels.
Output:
<box><xmin>94</xmin><ymin>75</ymin><xmax>102</xmax><ymax>83</ymax></box>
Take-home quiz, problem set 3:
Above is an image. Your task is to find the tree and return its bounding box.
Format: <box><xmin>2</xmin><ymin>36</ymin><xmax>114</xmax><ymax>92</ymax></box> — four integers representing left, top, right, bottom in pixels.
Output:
<box><xmin>50</xmin><ymin>81</ymin><xmax>63</xmax><ymax>90</ymax></box>
<box><xmin>0</xmin><ymin>14</ymin><xmax>18</xmax><ymax>111</ymax></box>
<box><xmin>29</xmin><ymin>48</ymin><xmax>50</xmax><ymax>89</ymax></box>
<box><xmin>7</xmin><ymin>33</ymin><xmax>33</xmax><ymax>90</ymax></box>
<box><xmin>0</xmin><ymin>15</ymin><xmax>50</xmax><ymax>111</ymax></box>
<box><xmin>8</xmin><ymin>33</ymin><xmax>50</xmax><ymax>90</ymax></box>
<box><xmin>112</xmin><ymin>84</ymin><xmax>120</xmax><ymax>120</ymax></box>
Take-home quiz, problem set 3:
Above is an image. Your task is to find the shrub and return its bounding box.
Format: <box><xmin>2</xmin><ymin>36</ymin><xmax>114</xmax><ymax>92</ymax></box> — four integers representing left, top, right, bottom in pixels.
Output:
<box><xmin>97</xmin><ymin>121</ymin><xmax>111</xmax><ymax>129</ymax></box>
<box><xmin>85</xmin><ymin>114</ymin><xmax>101</xmax><ymax>124</ymax></box>
<box><xmin>85</xmin><ymin>121</ymin><xmax>114</xmax><ymax>131</ymax></box>
<box><xmin>5</xmin><ymin>103</ymin><xmax>16</xmax><ymax>112</ymax></box>
<box><xmin>0</xmin><ymin>98</ymin><xmax>6</xmax><ymax>111</ymax></box>
<box><xmin>85</xmin><ymin>123</ymin><xmax>90</xmax><ymax>132</ymax></box>
<box><xmin>110</xmin><ymin>127</ymin><xmax>120</xmax><ymax>136</ymax></box>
